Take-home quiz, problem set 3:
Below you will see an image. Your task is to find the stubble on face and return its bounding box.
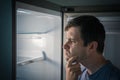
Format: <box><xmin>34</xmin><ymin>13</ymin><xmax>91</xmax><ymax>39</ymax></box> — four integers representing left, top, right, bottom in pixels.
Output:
<box><xmin>64</xmin><ymin>27</ymin><xmax>88</xmax><ymax>62</ymax></box>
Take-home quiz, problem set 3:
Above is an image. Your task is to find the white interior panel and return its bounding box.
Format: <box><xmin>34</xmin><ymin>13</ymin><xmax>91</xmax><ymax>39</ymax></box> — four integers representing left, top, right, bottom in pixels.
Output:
<box><xmin>16</xmin><ymin>7</ymin><xmax>61</xmax><ymax>80</ymax></box>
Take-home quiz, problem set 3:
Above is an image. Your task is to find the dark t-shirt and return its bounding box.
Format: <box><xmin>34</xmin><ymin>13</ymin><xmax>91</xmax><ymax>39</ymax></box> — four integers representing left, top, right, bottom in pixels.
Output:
<box><xmin>79</xmin><ymin>61</ymin><xmax>120</xmax><ymax>80</ymax></box>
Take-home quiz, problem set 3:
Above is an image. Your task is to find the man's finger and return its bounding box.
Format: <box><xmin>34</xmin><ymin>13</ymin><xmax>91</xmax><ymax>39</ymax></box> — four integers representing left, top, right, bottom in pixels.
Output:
<box><xmin>67</xmin><ymin>56</ymin><xmax>78</xmax><ymax>67</ymax></box>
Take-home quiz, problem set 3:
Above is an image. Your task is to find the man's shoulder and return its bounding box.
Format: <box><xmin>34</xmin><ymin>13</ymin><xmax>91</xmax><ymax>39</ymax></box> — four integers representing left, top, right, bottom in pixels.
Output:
<box><xmin>107</xmin><ymin>62</ymin><xmax>120</xmax><ymax>80</ymax></box>
<box><xmin>111</xmin><ymin>66</ymin><xmax>120</xmax><ymax>75</ymax></box>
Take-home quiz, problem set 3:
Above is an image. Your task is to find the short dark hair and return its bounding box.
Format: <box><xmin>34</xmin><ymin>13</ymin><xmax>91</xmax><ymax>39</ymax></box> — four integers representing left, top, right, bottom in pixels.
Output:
<box><xmin>65</xmin><ymin>15</ymin><xmax>105</xmax><ymax>53</ymax></box>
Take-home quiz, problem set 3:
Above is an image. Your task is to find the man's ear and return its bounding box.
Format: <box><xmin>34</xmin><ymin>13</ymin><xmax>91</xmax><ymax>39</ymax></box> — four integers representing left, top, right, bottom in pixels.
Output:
<box><xmin>87</xmin><ymin>41</ymin><xmax>98</xmax><ymax>52</ymax></box>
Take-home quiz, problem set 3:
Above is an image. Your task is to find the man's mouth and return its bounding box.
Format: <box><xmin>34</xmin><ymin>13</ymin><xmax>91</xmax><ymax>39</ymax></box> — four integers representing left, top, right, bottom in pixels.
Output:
<box><xmin>64</xmin><ymin>50</ymin><xmax>75</xmax><ymax>62</ymax></box>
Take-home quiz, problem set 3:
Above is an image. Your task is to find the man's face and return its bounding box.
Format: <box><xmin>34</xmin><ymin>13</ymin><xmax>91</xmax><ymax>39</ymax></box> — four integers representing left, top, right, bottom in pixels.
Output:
<box><xmin>63</xmin><ymin>27</ymin><xmax>88</xmax><ymax>62</ymax></box>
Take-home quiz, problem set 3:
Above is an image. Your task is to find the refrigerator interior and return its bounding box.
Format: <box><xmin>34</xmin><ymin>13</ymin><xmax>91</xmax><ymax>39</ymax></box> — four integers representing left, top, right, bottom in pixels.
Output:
<box><xmin>16</xmin><ymin>7</ymin><xmax>61</xmax><ymax>80</ymax></box>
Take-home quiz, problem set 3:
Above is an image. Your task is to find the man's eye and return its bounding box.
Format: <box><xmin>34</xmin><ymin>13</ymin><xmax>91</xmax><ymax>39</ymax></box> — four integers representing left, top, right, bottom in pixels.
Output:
<box><xmin>65</xmin><ymin>39</ymin><xmax>77</xmax><ymax>44</ymax></box>
<box><xmin>71</xmin><ymin>40</ymin><xmax>74</xmax><ymax>42</ymax></box>
<box><xmin>70</xmin><ymin>40</ymin><xmax>76</xmax><ymax>43</ymax></box>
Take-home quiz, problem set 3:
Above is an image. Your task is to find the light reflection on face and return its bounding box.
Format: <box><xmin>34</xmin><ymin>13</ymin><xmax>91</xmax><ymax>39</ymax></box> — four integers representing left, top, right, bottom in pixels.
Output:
<box><xmin>63</xmin><ymin>27</ymin><xmax>88</xmax><ymax>62</ymax></box>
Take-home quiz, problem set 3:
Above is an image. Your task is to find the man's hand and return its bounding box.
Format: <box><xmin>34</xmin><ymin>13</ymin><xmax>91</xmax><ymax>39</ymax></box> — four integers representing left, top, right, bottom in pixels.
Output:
<box><xmin>66</xmin><ymin>56</ymin><xmax>82</xmax><ymax>80</ymax></box>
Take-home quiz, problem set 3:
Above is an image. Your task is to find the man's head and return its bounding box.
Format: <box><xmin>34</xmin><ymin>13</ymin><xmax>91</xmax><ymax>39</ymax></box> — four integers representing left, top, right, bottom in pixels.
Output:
<box><xmin>65</xmin><ymin>15</ymin><xmax>105</xmax><ymax>53</ymax></box>
<box><xmin>64</xmin><ymin>15</ymin><xmax>105</xmax><ymax>61</ymax></box>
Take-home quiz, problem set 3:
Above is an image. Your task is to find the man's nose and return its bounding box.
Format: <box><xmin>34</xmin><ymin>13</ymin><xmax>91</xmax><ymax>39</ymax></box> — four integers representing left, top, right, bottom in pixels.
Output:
<box><xmin>63</xmin><ymin>42</ymin><xmax>70</xmax><ymax>50</ymax></box>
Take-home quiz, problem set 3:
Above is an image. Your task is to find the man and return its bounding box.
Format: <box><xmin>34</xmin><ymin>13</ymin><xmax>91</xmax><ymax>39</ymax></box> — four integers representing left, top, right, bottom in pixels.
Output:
<box><xmin>63</xmin><ymin>15</ymin><xmax>120</xmax><ymax>80</ymax></box>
